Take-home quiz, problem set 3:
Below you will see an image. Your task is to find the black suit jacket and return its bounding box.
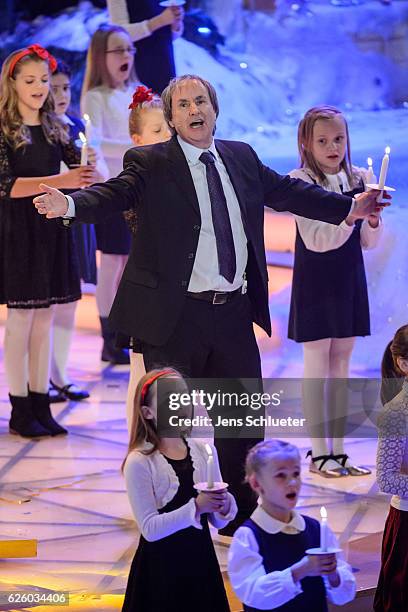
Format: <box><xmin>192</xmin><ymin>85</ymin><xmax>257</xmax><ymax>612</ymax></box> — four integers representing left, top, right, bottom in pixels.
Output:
<box><xmin>71</xmin><ymin>136</ymin><xmax>353</xmax><ymax>346</ymax></box>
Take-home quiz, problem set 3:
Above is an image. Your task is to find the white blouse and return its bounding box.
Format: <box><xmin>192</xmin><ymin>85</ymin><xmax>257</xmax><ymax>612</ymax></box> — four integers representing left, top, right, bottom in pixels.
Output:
<box><xmin>228</xmin><ymin>506</ymin><xmax>356</xmax><ymax>610</ymax></box>
<box><xmin>82</xmin><ymin>85</ymin><xmax>135</xmax><ymax>178</ymax></box>
<box><xmin>289</xmin><ymin>167</ymin><xmax>383</xmax><ymax>253</ymax></box>
<box><xmin>124</xmin><ymin>439</ymin><xmax>238</xmax><ymax>542</ymax></box>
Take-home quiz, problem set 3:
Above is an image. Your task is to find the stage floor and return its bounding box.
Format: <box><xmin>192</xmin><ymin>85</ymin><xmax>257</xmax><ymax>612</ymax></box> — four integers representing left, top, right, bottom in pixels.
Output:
<box><xmin>0</xmin><ymin>295</ymin><xmax>388</xmax><ymax>612</ymax></box>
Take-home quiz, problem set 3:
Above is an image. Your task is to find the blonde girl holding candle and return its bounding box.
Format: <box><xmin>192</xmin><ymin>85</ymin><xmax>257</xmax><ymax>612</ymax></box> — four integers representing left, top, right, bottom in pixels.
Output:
<box><xmin>0</xmin><ymin>46</ymin><xmax>99</xmax><ymax>437</ymax></box>
<box><xmin>288</xmin><ymin>106</ymin><xmax>383</xmax><ymax>477</ymax></box>
<box><xmin>122</xmin><ymin>367</ymin><xmax>236</xmax><ymax>611</ymax></box>
<box><xmin>81</xmin><ymin>24</ymin><xmax>139</xmax><ymax>365</ymax></box>
<box><xmin>228</xmin><ymin>439</ymin><xmax>355</xmax><ymax>611</ymax></box>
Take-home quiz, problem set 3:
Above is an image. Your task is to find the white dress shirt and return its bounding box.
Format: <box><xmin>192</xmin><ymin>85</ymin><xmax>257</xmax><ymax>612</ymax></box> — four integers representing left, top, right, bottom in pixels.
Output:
<box><xmin>228</xmin><ymin>506</ymin><xmax>356</xmax><ymax>610</ymax></box>
<box><xmin>289</xmin><ymin>167</ymin><xmax>382</xmax><ymax>253</ymax></box>
<box><xmin>176</xmin><ymin>136</ymin><xmax>248</xmax><ymax>292</ymax></box>
<box><xmin>124</xmin><ymin>439</ymin><xmax>237</xmax><ymax>542</ymax></box>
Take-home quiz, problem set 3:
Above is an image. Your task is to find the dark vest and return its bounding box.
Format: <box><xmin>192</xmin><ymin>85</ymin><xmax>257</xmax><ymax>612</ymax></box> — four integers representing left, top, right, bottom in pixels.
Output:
<box><xmin>243</xmin><ymin>516</ymin><xmax>328</xmax><ymax>612</ymax></box>
<box><xmin>126</xmin><ymin>0</ymin><xmax>176</xmax><ymax>93</ymax></box>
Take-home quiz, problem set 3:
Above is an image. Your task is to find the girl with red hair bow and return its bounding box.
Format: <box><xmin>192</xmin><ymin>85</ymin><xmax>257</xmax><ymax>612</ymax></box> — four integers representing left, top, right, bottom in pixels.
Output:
<box><xmin>0</xmin><ymin>45</ymin><xmax>98</xmax><ymax>438</ymax></box>
<box><xmin>122</xmin><ymin>366</ymin><xmax>236</xmax><ymax>611</ymax></box>
<box><xmin>121</xmin><ymin>84</ymin><xmax>171</xmax><ymax>428</ymax></box>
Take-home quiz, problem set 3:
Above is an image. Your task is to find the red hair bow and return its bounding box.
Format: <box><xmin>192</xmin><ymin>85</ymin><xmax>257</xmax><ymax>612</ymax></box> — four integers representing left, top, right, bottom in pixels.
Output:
<box><xmin>9</xmin><ymin>44</ymin><xmax>58</xmax><ymax>77</ymax></box>
<box><xmin>129</xmin><ymin>85</ymin><xmax>155</xmax><ymax>109</ymax></box>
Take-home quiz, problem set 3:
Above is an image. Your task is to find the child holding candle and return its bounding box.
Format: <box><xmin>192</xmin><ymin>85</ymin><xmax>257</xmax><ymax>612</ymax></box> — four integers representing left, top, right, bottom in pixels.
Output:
<box><xmin>81</xmin><ymin>24</ymin><xmax>139</xmax><ymax>365</ymax></box>
<box><xmin>0</xmin><ymin>45</ymin><xmax>98</xmax><ymax>436</ymax></box>
<box><xmin>288</xmin><ymin>105</ymin><xmax>383</xmax><ymax>477</ymax></box>
<box><xmin>228</xmin><ymin>439</ymin><xmax>356</xmax><ymax>611</ymax></box>
<box><xmin>49</xmin><ymin>59</ymin><xmax>101</xmax><ymax>402</ymax></box>
<box><xmin>374</xmin><ymin>324</ymin><xmax>408</xmax><ymax>612</ymax></box>
<box><xmin>122</xmin><ymin>367</ymin><xmax>237</xmax><ymax>611</ymax></box>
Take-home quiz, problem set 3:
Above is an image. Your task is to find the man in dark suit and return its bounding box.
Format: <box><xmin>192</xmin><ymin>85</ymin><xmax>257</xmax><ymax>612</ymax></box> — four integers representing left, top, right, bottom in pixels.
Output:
<box><xmin>34</xmin><ymin>75</ymin><xmax>386</xmax><ymax>533</ymax></box>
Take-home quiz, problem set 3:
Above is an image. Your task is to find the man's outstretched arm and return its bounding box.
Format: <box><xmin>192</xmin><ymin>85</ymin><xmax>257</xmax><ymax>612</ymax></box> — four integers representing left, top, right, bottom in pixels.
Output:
<box><xmin>34</xmin><ymin>150</ymin><xmax>150</xmax><ymax>223</ymax></box>
<box><xmin>249</xmin><ymin>146</ymin><xmax>390</xmax><ymax>224</ymax></box>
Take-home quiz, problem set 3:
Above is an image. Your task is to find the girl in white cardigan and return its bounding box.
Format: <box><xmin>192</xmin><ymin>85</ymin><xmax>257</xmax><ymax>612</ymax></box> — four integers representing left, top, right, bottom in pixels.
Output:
<box><xmin>122</xmin><ymin>367</ymin><xmax>237</xmax><ymax>612</ymax></box>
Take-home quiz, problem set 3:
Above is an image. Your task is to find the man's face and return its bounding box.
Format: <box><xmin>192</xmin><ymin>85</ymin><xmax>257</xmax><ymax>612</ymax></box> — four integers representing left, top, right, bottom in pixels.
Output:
<box><xmin>169</xmin><ymin>79</ymin><xmax>216</xmax><ymax>149</ymax></box>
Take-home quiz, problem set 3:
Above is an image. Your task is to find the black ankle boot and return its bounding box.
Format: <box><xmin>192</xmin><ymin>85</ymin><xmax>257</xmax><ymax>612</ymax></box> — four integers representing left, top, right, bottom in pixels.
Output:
<box><xmin>9</xmin><ymin>394</ymin><xmax>50</xmax><ymax>438</ymax></box>
<box><xmin>29</xmin><ymin>391</ymin><xmax>68</xmax><ymax>436</ymax></box>
<box><xmin>99</xmin><ymin>317</ymin><xmax>130</xmax><ymax>365</ymax></box>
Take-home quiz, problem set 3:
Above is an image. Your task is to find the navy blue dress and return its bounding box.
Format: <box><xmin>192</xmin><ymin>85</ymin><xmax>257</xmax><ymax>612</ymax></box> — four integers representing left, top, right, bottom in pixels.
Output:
<box><xmin>243</xmin><ymin>516</ymin><xmax>327</xmax><ymax>612</ymax></box>
<box><xmin>127</xmin><ymin>0</ymin><xmax>176</xmax><ymax>94</ymax></box>
<box><xmin>0</xmin><ymin>126</ymin><xmax>81</xmax><ymax>308</ymax></box>
<box><xmin>288</xmin><ymin>180</ymin><xmax>370</xmax><ymax>343</ymax></box>
<box><xmin>122</xmin><ymin>448</ymin><xmax>230</xmax><ymax>612</ymax></box>
<box><xmin>65</xmin><ymin>115</ymin><xmax>97</xmax><ymax>285</ymax></box>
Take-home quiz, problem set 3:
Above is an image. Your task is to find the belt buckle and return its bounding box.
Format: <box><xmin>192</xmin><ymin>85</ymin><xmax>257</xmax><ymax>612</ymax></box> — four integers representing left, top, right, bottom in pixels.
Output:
<box><xmin>212</xmin><ymin>291</ymin><xmax>227</xmax><ymax>305</ymax></box>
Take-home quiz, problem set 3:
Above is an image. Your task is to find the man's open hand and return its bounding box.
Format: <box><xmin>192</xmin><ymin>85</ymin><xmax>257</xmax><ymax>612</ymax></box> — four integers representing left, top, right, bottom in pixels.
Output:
<box><xmin>33</xmin><ymin>184</ymin><xmax>69</xmax><ymax>219</ymax></box>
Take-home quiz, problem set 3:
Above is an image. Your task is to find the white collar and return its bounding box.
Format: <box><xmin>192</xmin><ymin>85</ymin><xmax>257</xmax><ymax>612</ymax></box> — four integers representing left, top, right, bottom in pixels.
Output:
<box><xmin>177</xmin><ymin>134</ymin><xmax>218</xmax><ymax>165</ymax></box>
<box><xmin>324</xmin><ymin>169</ymin><xmax>351</xmax><ymax>192</ymax></box>
<box><xmin>250</xmin><ymin>506</ymin><xmax>305</xmax><ymax>534</ymax></box>
<box><xmin>60</xmin><ymin>114</ymin><xmax>74</xmax><ymax>127</ymax></box>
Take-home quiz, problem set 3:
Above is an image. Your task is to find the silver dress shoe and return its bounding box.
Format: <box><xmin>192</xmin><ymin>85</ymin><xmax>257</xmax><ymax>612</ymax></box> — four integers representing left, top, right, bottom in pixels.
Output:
<box><xmin>306</xmin><ymin>451</ymin><xmax>348</xmax><ymax>478</ymax></box>
<box><xmin>331</xmin><ymin>453</ymin><xmax>371</xmax><ymax>476</ymax></box>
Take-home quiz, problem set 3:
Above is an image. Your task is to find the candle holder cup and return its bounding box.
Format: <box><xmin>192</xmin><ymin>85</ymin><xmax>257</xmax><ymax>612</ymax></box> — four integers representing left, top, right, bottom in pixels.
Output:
<box><xmin>305</xmin><ymin>547</ymin><xmax>342</xmax><ymax>555</ymax></box>
<box><xmin>194</xmin><ymin>482</ymin><xmax>229</xmax><ymax>494</ymax></box>
<box><xmin>159</xmin><ymin>0</ymin><xmax>186</xmax><ymax>6</ymax></box>
<box><xmin>365</xmin><ymin>183</ymin><xmax>395</xmax><ymax>193</ymax></box>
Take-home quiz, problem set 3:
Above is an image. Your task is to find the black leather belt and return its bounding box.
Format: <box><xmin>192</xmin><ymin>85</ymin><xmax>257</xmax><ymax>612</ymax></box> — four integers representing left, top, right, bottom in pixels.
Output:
<box><xmin>186</xmin><ymin>287</ymin><xmax>242</xmax><ymax>305</ymax></box>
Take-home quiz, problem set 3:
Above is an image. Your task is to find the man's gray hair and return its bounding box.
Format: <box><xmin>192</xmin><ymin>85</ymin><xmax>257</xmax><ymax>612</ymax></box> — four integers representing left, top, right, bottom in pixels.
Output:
<box><xmin>161</xmin><ymin>75</ymin><xmax>219</xmax><ymax>135</ymax></box>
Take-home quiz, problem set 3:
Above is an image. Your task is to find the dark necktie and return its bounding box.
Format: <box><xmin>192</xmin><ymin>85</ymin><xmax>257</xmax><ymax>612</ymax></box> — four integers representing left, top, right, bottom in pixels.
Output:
<box><xmin>199</xmin><ymin>151</ymin><xmax>236</xmax><ymax>284</ymax></box>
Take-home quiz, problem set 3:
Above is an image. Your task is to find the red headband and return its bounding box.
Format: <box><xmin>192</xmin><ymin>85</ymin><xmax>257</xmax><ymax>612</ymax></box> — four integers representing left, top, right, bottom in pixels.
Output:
<box><xmin>9</xmin><ymin>44</ymin><xmax>58</xmax><ymax>77</ymax></box>
<box><xmin>140</xmin><ymin>370</ymin><xmax>175</xmax><ymax>406</ymax></box>
<box><xmin>129</xmin><ymin>85</ymin><xmax>155</xmax><ymax>110</ymax></box>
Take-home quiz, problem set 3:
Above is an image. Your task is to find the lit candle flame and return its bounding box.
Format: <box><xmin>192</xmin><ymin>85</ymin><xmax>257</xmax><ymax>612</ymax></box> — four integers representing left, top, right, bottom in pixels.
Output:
<box><xmin>367</xmin><ymin>157</ymin><xmax>372</xmax><ymax>167</ymax></box>
<box><xmin>205</xmin><ymin>443</ymin><xmax>213</xmax><ymax>457</ymax></box>
<box><xmin>320</xmin><ymin>506</ymin><xmax>327</xmax><ymax>519</ymax></box>
<box><xmin>385</xmin><ymin>146</ymin><xmax>391</xmax><ymax>155</ymax></box>
<box><xmin>79</xmin><ymin>131</ymin><xmax>86</xmax><ymax>144</ymax></box>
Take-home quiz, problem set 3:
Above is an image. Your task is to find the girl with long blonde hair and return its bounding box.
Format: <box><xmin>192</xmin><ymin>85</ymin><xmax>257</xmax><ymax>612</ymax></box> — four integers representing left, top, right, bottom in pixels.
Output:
<box><xmin>0</xmin><ymin>45</ymin><xmax>97</xmax><ymax>437</ymax></box>
<box><xmin>288</xmin><ymin>105</ymin><xmax>383</xmax><ymax>477</ymax></box>
<box><xmin>81</xmin><ymin>24</ymin><xmax>139</xmax><ymax>365</ymax></box>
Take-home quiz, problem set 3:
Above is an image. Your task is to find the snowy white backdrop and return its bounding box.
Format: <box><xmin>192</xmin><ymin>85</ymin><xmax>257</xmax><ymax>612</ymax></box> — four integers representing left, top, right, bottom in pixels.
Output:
<box><xmin>1</xmin><ymin>0</ymin><xmax>407</xmax><ymax>369</ymax></box>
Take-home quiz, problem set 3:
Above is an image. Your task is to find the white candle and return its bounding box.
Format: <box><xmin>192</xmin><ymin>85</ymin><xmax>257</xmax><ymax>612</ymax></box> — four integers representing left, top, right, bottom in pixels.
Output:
<box><xmin>366</xmin><ymin>157</ymin><xmax>374</xmax><ymax>185</ymax></box>
<box><xmin>320</xmin><ymin>506</ymin><xmax>328</xmax><ymax>552</ymax></box>
<box><xmin>205</xmin><ymin>443</ymin><xmax>214</xmax><ymax>489</ymax></box>
<box><xmin>378</xmin><ymin>146</ymin><xmax>390</xmax><ymax>190</ymax></box>
<box><xmin>83</xmin><ymin>113</ymin><xmax>92</xmax><ymax>144</ymax></box>
<box><xmin>79</xmin><ymin>132</ymin><xmax>88</xmax><ymax>166</ymax></box>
